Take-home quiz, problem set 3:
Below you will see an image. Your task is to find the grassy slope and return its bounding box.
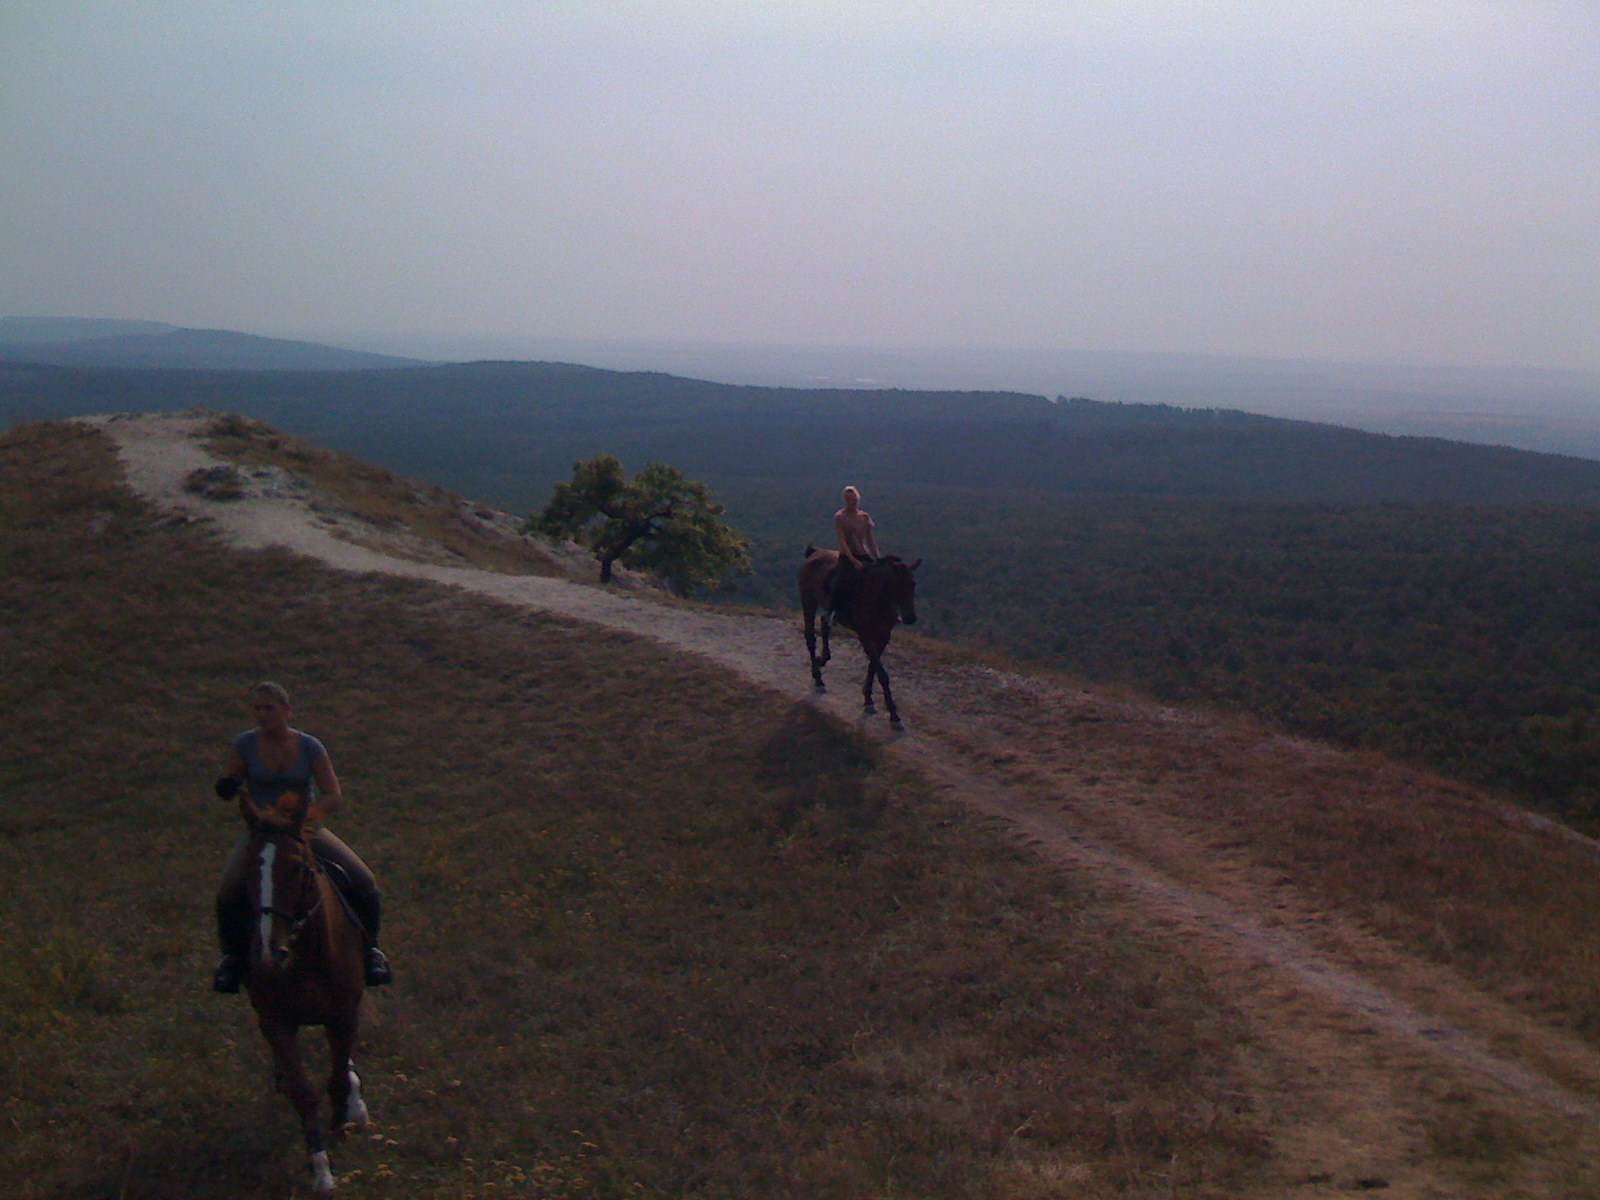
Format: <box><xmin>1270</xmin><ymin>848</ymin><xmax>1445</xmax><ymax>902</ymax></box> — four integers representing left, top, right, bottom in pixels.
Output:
<box><xmin>0</xmin><ymin>422</ymin><xmax>1266</xmax><ymax>1199</ymax></box>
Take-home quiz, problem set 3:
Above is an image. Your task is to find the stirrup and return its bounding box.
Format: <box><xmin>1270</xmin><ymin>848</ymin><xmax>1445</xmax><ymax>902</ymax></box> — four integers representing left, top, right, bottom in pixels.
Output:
<box><xmin>213</xmin><ymin>955</ymin><xmax>242</xmax><ymax>994</ymax></box>
<box><xmin>365</xmin><ymin>947</ymin><xmax>392</xmax><ymax>987</ymax></box>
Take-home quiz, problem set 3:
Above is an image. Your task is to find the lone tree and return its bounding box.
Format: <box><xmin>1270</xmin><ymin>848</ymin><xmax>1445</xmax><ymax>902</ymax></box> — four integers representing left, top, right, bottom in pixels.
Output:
<box><xmin>529</xmin><ymin>455</ymin><xmax>751</xmax><ymax>595</ymax></box>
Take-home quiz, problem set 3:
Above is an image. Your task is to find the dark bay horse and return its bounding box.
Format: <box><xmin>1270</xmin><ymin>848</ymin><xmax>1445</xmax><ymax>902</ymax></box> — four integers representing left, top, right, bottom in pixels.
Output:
<box><xmin>237</xmin><ymin>797</ymin><xmax>370</xmax><ymax>1193</ymax></box>
<box><xmin>799</xmin><ymin>545</ymin><xmax>921</xmax><ymax>728</ymax></box>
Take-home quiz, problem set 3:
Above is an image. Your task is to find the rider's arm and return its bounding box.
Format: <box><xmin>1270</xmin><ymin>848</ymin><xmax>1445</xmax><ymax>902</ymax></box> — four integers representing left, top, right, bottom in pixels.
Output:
<box><xmin>309</xmin><ymin>748</ymin><xmax>343</xmax><ymax>827</ymax></box>
<box><xmin>218</xmin><ymin>747</ymin><xmax>260</xmax><ymax>821</ymax></box>
<box><xmin>863</xmin><ymin>515</ymin><xmax>881</xmax><ymax>559</ymax></box>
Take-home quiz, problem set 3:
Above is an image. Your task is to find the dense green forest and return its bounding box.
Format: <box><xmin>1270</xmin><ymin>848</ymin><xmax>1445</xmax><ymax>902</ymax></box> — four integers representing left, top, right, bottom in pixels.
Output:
<box><xmin>6</xmin><ymin>358</ymin><xmax>1600</xmax><ymax>816</ymax></box>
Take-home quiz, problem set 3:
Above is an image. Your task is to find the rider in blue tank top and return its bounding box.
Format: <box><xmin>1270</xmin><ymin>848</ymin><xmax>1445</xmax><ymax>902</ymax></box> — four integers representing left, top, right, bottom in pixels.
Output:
<box><xmin>212</xmin><ymin>682</ymin><xmax>392</xmax><ymax>993</ymax></box>
<box><xmin>233</xmin><ymin>728</ymin><xmax>326</xmax><ymax>808</ymax></box>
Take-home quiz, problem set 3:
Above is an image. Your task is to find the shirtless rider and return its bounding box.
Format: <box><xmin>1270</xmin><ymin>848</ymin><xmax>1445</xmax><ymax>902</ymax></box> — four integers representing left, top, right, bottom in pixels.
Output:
<box><xmin>828</xmin><ymin>485</ymin><xmax>881</xmax><ymax>620</ymax></box>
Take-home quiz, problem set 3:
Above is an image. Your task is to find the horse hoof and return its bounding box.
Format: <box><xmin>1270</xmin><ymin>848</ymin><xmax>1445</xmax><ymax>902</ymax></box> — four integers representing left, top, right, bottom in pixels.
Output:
<box><xmin>889</xmin><ymin>717</ymin><xmax>904</xmax><ymax>731</ymax></box>
<box><xmin>863</xmin><ymin>703</ymin><xmax>876</xmax><ymax>715</ymax></box>
<box><xmin>308</xmin><ymin>1150</ymin><xmax>336</xmax><ymax>1193</ymax></box>
<box><xmin>338</xmin><ymin>1070</ymin><xmax>371</xmax><ymax>1134</ymax></box>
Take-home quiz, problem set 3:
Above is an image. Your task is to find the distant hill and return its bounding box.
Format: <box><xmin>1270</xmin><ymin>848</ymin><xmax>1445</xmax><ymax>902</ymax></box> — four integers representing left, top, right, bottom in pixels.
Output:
<box><xmin>0</xmin><ymin>318</ymin><xmax>426</xmax><ymax>370</ymax></box>
<box><xmin>3</xmin><ymin>358</ymin><xmax>1600</xmax><ymax>514</ymax></box>
<box><xmin>0</xmin><ymin>316</ymin><xmax>181</xmax><ymax>343</ymax></box>
<box><xmin>10</xmin><ymin>320</ymin><xmax>1599</xmax><ymax>458</ymax></box>
<box><xmin>361</xmin><ymin>334</ymin><xmax>1600</xmax><ymax>462</ymax></box>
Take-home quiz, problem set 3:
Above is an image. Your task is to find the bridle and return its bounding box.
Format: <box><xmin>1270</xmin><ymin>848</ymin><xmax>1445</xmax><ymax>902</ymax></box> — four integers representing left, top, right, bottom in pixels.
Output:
<box><xmin>250</xmin><ymin>828</ymin><xmax>327</xmax><ymax>948</ymax></box>
<box><xmin>259</xmin><ymin>889</ymin><xmax>326</xmax><ymax>931</ymax></box>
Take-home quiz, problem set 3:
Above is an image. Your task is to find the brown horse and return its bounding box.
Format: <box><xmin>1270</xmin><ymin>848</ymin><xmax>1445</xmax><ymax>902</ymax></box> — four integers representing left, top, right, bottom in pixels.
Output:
<box><xmin>237</xmin><ymin>798</ymin><xmax>370</xmax><ymax>1193</ymax></box>
<box><xmin>799</xmin><ymin>545</ymin><xmax>921</xmax><ymax>728</ymax></box>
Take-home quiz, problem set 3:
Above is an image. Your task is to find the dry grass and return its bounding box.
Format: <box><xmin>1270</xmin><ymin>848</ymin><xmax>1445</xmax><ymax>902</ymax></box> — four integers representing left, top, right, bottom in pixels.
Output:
<box><xmin>972</xmin><ymin>668</ymin><xmax>1600</xmax><ymax>1047</ymax></box>
<box><xmin>1218</xmin><ymin>746</ymin><xmax>1600</xmax><ymax>1030</ymax></box>
<box><xmin>0</xmin><ymin>420</ymin><xmax>1272</xmax><ymax>1198</ymax></box>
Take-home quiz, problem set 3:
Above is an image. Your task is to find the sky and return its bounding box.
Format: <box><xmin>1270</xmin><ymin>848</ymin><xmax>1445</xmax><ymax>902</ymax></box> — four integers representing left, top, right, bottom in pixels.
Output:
<box><xmin>2</xmin><ymin>1</ymin><xmax>1597</xmax><ymax>371</ymax></box>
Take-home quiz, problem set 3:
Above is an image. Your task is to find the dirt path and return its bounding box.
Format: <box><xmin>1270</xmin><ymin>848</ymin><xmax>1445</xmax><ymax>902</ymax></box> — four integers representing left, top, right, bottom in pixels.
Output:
<box><xmin>89</xmin><ymin>412</ymin><xmax>1600</xmax><ymax>1195</ymax></box>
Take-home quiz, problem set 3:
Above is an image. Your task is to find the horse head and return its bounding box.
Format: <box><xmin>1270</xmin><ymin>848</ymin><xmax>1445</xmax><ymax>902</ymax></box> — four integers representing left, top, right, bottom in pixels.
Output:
<box><xmin>242</xmin><ymin>796</ymin><xmax>324</xmax><ymax>978</ymax></box>
<box><xmin>883</xmin><ymin>555</ymin><xmax>921</xmax><ymax>626</ymax></box>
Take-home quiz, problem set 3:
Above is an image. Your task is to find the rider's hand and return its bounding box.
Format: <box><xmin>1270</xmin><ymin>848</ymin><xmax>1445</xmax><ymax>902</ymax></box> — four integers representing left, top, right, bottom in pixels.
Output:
<box><xmin>215</xmin><ymin>774</ymin><xmax>245</xmax><ymax>800</ymax></box>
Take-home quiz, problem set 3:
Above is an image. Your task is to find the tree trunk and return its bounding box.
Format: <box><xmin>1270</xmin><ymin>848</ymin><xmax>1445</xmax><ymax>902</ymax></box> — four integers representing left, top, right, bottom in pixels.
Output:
<box><xmin>596</xmin><ymin>522</ymin><xmax>653</xmax><ymax>585</ymax></box>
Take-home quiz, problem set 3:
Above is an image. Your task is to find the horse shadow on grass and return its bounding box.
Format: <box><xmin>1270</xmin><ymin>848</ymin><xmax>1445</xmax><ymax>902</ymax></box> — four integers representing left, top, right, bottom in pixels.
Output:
<box><xmin>754</xmin><ymin>705</ymin><xmax>890</xmax><ymax>850</ymax></box>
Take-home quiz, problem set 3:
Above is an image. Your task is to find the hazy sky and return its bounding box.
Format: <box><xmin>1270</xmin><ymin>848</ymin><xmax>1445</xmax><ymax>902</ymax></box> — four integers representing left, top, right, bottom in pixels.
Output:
<box><xmin>2</xmin><ymin>1</ymin><xmax>1596</xmax><ymax>369</ymax></box>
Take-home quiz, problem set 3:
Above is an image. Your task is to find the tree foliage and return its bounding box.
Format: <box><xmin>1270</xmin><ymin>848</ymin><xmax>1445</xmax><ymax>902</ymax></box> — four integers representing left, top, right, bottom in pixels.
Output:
<box><xmin>529</xmin><ymin>454</ymin><xmax>751</xmax><ymax>595</ymax></box>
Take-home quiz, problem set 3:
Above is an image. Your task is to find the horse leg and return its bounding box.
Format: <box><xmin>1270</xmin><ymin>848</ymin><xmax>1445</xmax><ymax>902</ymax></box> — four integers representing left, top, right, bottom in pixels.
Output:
<box><xmin>260</xmin><ymin>1019</ymin><xmax>334</xmax><ymax>1192</ymax></box>
<box><xmin>325</xmin><ymin>1013</ymin><xmax>370</xmax><ymax>1135</ymax></box>
<box><xmin>876</xmin><ymin>658</ymin><xmax>902</xmax><ymax>728</ymax></box>
<box><xmin>819</xmin><ymin>610</ymin><xmax>833</xmax><ymax>668</ymax></box>
<box><xmin>802</xmin><ymin>605</ymin><xmax>826</xmax><ymax>690</ymax></box>
<box><xmin>860</xmin><ymin>652</ymin><xmax>902</xmax><ymax>726</ymax></box>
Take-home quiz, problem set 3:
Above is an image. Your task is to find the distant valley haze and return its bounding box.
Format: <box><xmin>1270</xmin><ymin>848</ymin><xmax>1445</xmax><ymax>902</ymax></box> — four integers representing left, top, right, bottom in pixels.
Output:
<box><xmin>4</xmin><ymin>315</ymin><xmax>1598</xmax><ymax>463</ymax></box>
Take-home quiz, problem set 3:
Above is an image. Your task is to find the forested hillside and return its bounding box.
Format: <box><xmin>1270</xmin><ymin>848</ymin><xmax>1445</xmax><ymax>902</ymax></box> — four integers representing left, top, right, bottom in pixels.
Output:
<box><xmin>6</xmin><ymin>358</ymin><xmax>1600</xmax><ymax>815</ymax></box>
<box><xmin>6</xmin><ymin>360</ymin><xmax>1600</xmax><ymax>509</ymax></box>
<box><xmin>912</xmin><ymin>493</ymin><xmax>1600</xmax><ymax>806</ymax></box>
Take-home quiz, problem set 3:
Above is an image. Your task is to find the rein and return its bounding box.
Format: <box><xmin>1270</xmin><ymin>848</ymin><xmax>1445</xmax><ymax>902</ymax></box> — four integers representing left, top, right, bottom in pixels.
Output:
<box><xmin>259</xmin><ymin>888</ymin><xmax>326</xmax><ymax>930</ymax></box>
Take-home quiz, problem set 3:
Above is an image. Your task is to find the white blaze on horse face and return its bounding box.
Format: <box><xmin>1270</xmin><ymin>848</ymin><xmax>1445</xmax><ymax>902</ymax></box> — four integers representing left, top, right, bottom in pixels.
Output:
<box><xmin>258</xmin><ymin>842</ymin><xmax>277</xmax><ymax>962</ymax></box>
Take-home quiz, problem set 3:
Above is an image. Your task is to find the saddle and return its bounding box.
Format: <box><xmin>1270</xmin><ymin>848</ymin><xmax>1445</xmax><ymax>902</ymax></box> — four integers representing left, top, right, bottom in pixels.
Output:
<box><xmin>308</xmin><ymin>851</ymin><xmax>393</xmax><ymax>985</ymax></box>
<box><xmin>312</xmin><ymin>854</ymin><xmax>370</xmax><ymax>940</ymax></box>
<box><xmin>824</xmin><ymin>556</ymin><xmax>882</xmax><ymax>628</ymax></box>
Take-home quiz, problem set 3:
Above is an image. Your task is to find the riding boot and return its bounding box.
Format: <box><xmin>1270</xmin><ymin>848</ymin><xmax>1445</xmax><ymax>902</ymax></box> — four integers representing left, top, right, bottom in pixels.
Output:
<box><xmin>213</xmin><ymin>898</ymin><xmax>251</xmax><ymax>993</ymax></box>
<box><xmin>365</xmin><ymin>946</ymin><xmax>393</xmax><ymax>987</ymax></box>
<box><xmin>351</xmin><ymin>892</ymin><xmax>392</xmax><ymax>986</ymax></box>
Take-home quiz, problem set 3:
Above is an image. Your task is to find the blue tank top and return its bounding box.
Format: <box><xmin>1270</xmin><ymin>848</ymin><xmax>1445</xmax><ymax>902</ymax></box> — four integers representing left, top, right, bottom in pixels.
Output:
<box><xmin>234</xmin><ymin>730</ymin><xmax>326</xmax><ymax>807</ymax></box>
